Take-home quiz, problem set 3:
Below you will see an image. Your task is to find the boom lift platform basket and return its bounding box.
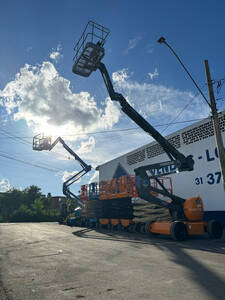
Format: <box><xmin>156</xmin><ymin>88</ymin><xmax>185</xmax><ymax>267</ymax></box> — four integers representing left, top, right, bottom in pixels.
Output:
<box><xmin>33</xmin><ymin>133</ymin><xmax>51</xmax><ymax>151</ymax></box>
<box><xmin>72</xmin><ymin>21</ymin><xmax>110</xmax><ymax>77</ymax></box>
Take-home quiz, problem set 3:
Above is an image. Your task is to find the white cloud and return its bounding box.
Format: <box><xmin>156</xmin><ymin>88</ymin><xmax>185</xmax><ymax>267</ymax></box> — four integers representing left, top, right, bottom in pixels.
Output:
<box><xmin>124</xmin><ymin>36</ymin><xmax>142</xmax><ymax>54</ymax></box>
<box><xmin>0</xmin><ymin>178</ymin><xmax>11</xmax><ymax>192</ymax></box>
<box><xmin>0</xmin><ymin>62</ymin><xmax>121</xmax><ymax>139</ymax></box>
<box><xmin>49</xmin><ymin>44</ymin><xmax>63</xmax><ymax>62</ymax></box>
<box><xmin>112</xmin><ymin>68</ymin><xmax>129</xmax><ymax>83</ymax></box>
<box><xmin>77</xmin><ymin>137</ymin><xmax>95</xmax><ymax>155</ymax></box>
<box><xmin>112</xmin><ymin>69</ymin><xmax>211</xmax><ymax>132</ymax></box>
<box><xmin>148</xmin><ymin>68</ymin><xmax>159</xmax><ymax>80</ymax></box>
<box><xmin>59</xmin><ymin>170</ymin><xmax>79</xmax><ymax>183</ymax></box>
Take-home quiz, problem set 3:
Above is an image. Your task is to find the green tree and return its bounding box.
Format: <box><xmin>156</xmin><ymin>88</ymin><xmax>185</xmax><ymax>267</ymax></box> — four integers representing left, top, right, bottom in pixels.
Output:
<box><xmin>42</xmin><ymin>193</ymin><xmax>52</xmax><ymax>213</ymax></box>
<box><xmin>23</xmin><ymin>185</ymin><xmax>42</xmax><ymax>208</ymax></box>
<box><xmin>0</xmin><ymin>188</ymin><xmax>24</xmax><ymax>220</ymax></box>
<box><xmin>11</xmin><ymin>204</ymin><xmax>33</xmax><ymax>222</ymax></box>
<box><xmin>0</xmin><ymin>185</ymin><xmax>60</xmax><ymax>222</ymax></box>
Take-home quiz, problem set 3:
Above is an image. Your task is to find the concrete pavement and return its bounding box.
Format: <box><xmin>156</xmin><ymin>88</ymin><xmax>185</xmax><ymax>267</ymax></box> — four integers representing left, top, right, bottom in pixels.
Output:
<box><xmin>0</xmin><ymin>222</ymin><xmax>225</xmax><ymax>300</ymax></box>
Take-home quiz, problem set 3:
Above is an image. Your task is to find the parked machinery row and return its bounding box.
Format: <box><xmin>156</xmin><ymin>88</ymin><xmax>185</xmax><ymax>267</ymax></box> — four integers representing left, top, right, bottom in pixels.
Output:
<box><xmin>67</xmin><ymin>176</ymin><xmax>222</xmax><ymax>241</ymax></box>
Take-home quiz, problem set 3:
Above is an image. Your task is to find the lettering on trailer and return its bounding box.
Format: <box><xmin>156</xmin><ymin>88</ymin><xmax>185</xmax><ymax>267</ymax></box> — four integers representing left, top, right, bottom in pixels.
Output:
<box><xmin>195</xmin><ymin>171</ymin><xmax>222</xmax><ymax>186</ymax></box>
<box><xmin>150</xmin><ymin>165</ymin><xmax>177</xmax><ymax>176</ymax></box>
<box><xmin>126</xmin><ymin>145</ymin><xmax>224</xmax><ymax>186</ymax></box>
<box><xmin>194</xmin><ymin>146</ymin><xmax>223</xmax><ymax>186</ymax></box>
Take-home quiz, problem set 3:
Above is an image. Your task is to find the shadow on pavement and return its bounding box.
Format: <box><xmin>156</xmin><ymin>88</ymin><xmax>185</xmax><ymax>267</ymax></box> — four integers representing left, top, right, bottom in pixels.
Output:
<box><xmin>159</xmin><ymin>243</ymin><xmax>225</xmax><ymax>300</ymax></box>
<box><xmin>72</xmin><ymin>228</ymin><xmax>225</xmax><ymax>254</ymax></box>
<box><xmin>72</xmin><ymin>227</ymin><xmax>225</xmax><ymax>299</ymax></box>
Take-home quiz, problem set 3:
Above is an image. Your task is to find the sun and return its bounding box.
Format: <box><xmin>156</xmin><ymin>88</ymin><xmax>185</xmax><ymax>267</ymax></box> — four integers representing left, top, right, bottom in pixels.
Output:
<box><xmin>37</xmin><ymin>122</ymin><xmax>63</xmax><ymax>138</ymax></box>
<box><xmin>35</xmin><ymin>120</ymin><xmax>79</xmax><ymax>142</ymax></box>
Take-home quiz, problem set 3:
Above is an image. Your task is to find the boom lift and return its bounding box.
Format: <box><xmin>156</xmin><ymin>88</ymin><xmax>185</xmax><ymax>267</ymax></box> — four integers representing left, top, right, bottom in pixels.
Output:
<box><xmin>70</xmin><ymin>21</ymin><xmax>223</xmax><ymax>240</ymax></box>
<box><xmin>33</xmin><ymin>134</ymin><xmax>91</xmax><ymax>209</ymax></box>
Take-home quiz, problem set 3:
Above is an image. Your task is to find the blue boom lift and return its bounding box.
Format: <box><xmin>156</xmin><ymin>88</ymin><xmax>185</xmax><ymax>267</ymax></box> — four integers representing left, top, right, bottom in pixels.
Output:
<box><xmin>33</xmin><ymin>134</ymin><xmax>91</xmax><ymax>222</ymax></box>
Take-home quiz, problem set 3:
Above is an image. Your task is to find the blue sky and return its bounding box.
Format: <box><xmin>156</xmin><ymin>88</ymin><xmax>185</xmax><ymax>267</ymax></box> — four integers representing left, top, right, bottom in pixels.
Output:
<box><xmin>0</xmin><ymin>0</ymin><xmax>225</xmax><ymax>196</ymax></box>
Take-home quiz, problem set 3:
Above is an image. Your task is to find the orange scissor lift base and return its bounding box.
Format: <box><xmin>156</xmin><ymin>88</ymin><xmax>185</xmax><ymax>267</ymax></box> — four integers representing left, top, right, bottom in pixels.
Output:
<box><xmin>99</xmin><ymin>218</ymin><xmax>134</xmax><ymax>227</ymax></box>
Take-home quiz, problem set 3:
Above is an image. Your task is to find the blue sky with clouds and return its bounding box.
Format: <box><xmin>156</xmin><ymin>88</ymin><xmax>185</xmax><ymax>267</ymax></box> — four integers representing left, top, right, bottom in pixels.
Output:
<box><xmin>0</xmin><ymin>0</ymin><xmax>225</xmax><ymax>195</ymax></box>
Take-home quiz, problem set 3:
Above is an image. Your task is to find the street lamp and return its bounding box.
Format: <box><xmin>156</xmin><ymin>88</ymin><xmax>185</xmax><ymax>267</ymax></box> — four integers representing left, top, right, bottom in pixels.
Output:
<box><xmin>158</xmin><ymin>37</ymin><xmax>225</xmax><ymax>192</ymax></box>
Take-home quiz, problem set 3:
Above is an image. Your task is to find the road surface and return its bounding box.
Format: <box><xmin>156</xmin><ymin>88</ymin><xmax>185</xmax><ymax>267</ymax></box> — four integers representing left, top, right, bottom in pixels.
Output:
<box><xmin>0</xmin><ymin>222</ymin><xmax>225</xmax><ymax>299</ymax></box>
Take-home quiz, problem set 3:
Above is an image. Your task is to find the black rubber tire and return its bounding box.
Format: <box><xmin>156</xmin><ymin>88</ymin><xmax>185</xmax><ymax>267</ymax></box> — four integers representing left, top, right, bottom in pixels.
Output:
<box><xmin>207</xmin><ymin>220</ymin><xmax>223</xmax><ymax>239</ymax></box>
<box><xmin>135</xmin><ymin>223</ymin><xmax>142</xmax><ymax>233</ymax></box>
<box><xmin>128</xmin><ymin>224</ymin><xmax>135</xmax><ymax>233</ymax></box>
<box><xmin>145</xmin><ymin>222</ymin><xmax>151</xmax><ymax>235</ymax></box>
<box><xmin>76</xmin><ymin>219</ymin><xmax>82</xmax><ymax>227</ymax></box>
<box><xmin>170</xmin><ymin>221</ymin><xmax>187</xmax><ymax>241</ymax></box>
<box><xmin>117</xmin><ymin>224</ymin><xmax>123</xmax><ymax>232</ymax></box>
<box><xmin>140</xmin><ymin>224</ymin><xmax>146</xmax><ymax>234</ymax></box>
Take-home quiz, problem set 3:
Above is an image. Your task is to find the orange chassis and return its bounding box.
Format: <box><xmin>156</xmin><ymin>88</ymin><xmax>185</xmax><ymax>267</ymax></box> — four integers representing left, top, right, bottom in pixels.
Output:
<box><xmin>99</xmin><ymin>218</ymin><xmax>208</xmax><ymax>240</ymax></box>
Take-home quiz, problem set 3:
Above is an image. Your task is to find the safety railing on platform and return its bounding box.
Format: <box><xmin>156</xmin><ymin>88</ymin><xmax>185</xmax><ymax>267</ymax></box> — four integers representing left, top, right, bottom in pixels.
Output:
<box><xmin>79</xmin><ymin>176</ymin><xmax>173</xmax><ymax>201</ymax></box>
<box><xmin>80</xmin><ymin>182</ymin><xmax>99</xmax><ymax>201</ymax></box>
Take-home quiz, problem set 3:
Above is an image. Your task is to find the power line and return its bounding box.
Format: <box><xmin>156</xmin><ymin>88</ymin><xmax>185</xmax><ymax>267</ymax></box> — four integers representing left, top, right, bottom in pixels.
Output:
<box><xmin>0</xmin><ymin>118</ymin><xmax>206</xmax><ymax>140</ymax></box>
<box><xmin>0</xmin><ymin>148</ymin><xmax>66</xmax><ymax>172</ymax></box>
<box><xmin>161</xmin><ymin>84</ymin><xmax>207</xmax><ymax>134</ymax></box>
<box><xmin>0</xmin><ymin>127</ymin><xmax>70</xmax><ymax>162</ymax></box>
<box><xmin>0</xmin><ymin>115</ymin><xmax>211</xmax><ymax>173</ymax></box>
<box><xmin>216</xmin><ymin>78</ymin><xmax>225</xmax><ymax>94</ymax></box>
<box><xmin>216</xmin><ymin>95</ymin><xmax>225</xmax><ymax>101</ymax></box>
<box><xmin>0</xmin><ymin>129</ymin><xmax>66</xmax><ymax>170</ymax></box>
<box><xmin>0</xmin><ymin>151</ymin><xmax>59</xmax><ymax>173</ymax></box>
<box><xmin>0</xmin><ymin>115</ymin><xmax>214</xmax><ymax>175</ymax></box>
<box><xmin>0</xmin><ymin>128</ymin><xmax>31</xmax><ymax>146</ymax></box>
<box><xmin>0</xmin><ymin>128</ymin><xmax>69</xmax><ymax>171</ymax></box>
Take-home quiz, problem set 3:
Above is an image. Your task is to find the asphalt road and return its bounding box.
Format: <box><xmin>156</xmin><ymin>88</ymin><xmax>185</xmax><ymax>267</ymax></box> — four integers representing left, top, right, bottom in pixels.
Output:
<box><xmin>0</xmin><ymin>223</ymin><xmax>225</xmax><ymax>300</ymax></box>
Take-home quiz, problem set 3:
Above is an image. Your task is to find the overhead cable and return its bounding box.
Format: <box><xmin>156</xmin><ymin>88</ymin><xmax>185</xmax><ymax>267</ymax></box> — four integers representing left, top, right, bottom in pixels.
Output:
<box><xmin>0</xmin><ymin>152</ymin><xmax>59</xmax><ymax>173</ymax></box>
<box><xmin>0</xmin><ymin>118</ymin><xmax>206</xmax><ymax>139</ymax></box>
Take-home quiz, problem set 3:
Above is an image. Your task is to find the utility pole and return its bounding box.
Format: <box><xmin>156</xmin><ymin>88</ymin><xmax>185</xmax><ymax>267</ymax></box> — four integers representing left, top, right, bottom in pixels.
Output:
<box><xmin>158</xmin><ymin>37</ymin><xmax>225</xmax><ymax>192</ymax></box>
<box><xmin>204</xmin><ymin>60</ymin><xmax>225</xmax><ymax>192</ymax></box>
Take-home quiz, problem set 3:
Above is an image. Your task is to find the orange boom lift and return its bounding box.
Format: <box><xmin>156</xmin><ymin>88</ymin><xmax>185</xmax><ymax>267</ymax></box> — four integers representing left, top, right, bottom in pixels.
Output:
<box><xmin>72</xmin><ymin>21</ymin><xmax>223</xmax><ymax>240</ymax></box>
<box><xmin>71</xmin><ymin>21</ymin><xmax>223</xmax><ymax>240</ymax></box>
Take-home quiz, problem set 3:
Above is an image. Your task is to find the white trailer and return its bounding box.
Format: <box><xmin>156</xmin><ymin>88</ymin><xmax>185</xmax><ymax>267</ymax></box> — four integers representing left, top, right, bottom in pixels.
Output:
<box><xmin>98</xmin><ymin>110</ymin><xmax>225</xmax><ymax>227</ymax></box>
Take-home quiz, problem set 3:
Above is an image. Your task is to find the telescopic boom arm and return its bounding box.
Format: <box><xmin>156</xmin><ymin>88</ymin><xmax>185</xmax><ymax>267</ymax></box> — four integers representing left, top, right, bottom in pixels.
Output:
<box><xmin>49</xmin><ymin>137</ymin><xmax>90</xmax><ymax>170</ymax></box>
<box><xmin>98</xmin><ymin>62</ymin><xmax>190</xmax><ymax>216</ymax></box>
<box><xmin>48</xmin><ymin>137</ymin><xmax>91</xmax><ymax>206</ymax></box>
<box><xmin>71</xmin><ymin>26</ymin><xmax>194</xmax><ymax>215</ymax></box>
<box><xmin>98</xmin><ymin>62</ymin><xmax>194</xmax><ymax>173</ymax></box>
<box><xmin>33</xmin><ymin>135</ymin><xmax>91</xmax><ymax>207</ymax></box>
